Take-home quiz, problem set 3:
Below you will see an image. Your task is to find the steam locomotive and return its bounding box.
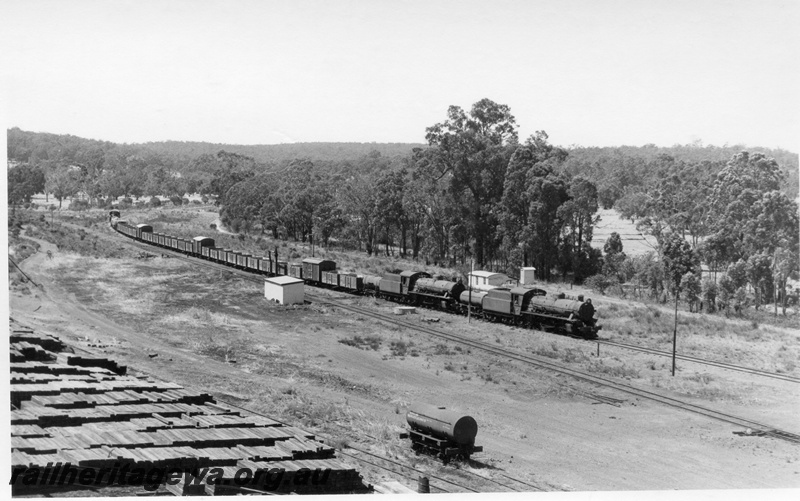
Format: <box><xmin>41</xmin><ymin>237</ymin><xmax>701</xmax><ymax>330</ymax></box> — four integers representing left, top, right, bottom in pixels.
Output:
<box><xmin>113</xmin><ymin>216</ymin><xmax>601</xmax><ymax>339</ymax></box>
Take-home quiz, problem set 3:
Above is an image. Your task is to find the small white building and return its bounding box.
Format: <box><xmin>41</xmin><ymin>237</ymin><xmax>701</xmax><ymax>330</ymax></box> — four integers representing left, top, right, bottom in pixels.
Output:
<box><xmin>264</xmin><ymin>276</ymin><xmax>304</xmax><ymax>305</ymax></box>
<box><xmin>520</xmin><ymin>267</ymin><xmax>537</xmax><ymax>285</ymax></box>
<box><xmin>468</xmin><ymin>271</ymin><xmax>510</xmax><ymax>291</ymax></box>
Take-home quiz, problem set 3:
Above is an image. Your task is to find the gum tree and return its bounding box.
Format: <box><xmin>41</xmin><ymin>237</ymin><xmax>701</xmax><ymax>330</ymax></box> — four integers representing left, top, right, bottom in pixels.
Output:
<box><xmin>661</xmin><ymin>233</ymin><xmax>699</xmax><ymax>375</ymax></box>
<box><xmin>425</xmin><ymin>98</ymin><xmax>519</xmax><ymax>266</ymax></box>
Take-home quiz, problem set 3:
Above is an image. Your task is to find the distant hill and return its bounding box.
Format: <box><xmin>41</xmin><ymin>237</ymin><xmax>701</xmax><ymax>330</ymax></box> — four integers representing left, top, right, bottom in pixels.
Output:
<box><xmin>561</xmin><ymin>143</ymin><xmax>799</xmax><ymax>200</ymax></box>
<box><xmin>7</xmin><ymin>128</ymin><xmax>797</xmax><ymax>195</ymax></box>
<box><xmin>136</xmin><ymin>140</ymin><xmax>425</xmax><ymax>164</ymax></box>
<box><xmin>7</xmin><ymin>127</ymin><xmax>425</xmax><ymax>166</ymax></box>
<box><xmin>563</xmin><ymin>143</ymin><xmax>798</xmax><ymax>171</ymax></box>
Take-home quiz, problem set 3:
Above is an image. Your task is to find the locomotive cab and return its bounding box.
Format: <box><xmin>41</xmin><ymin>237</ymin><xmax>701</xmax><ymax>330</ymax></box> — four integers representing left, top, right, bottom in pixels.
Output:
<box><xmin>380</xmin><ymin>271</ymin><xmax>431</xmax><ymax>300</ymax></box>
<box><xmin>510</xmin><ymin>287</ymin><xmax>546</xmax><ymax>316</ymax></box>
<box><xmin>577</xmin><ymin>298</ymin><xmax>595</xmax><ymax>323</ymax></box>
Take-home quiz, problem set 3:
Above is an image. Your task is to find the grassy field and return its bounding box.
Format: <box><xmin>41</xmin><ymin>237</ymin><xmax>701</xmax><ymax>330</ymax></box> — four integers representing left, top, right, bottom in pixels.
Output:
<box><xmin>35</xmin><ymin>243</ymin><xmax>800</xmax><ymax>413</ymax></box>
<box><xmin>591</xmin><ymin>208</ymin><xmax>660</xmax><ymax>256</ymax></box>
<box><xmin>34</xmin><ymin>251</ymin><xmax>407</xmax><ymax>447</ymax></box>
<box><xmin>17</xmin><ymin>204</ymin><xmax>800</xmax><ymax>394</ymax></box>
<box><xmin>11</xmin><ymin>203</ymin><xmax>800</xmax><ymax>491</ymax></box>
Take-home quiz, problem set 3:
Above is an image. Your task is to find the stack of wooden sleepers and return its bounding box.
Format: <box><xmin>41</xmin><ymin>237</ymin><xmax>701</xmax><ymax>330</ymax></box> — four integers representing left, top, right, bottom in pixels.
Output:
<box><xmin>10</xmin><ymin>327</ymin><xmax>370</xmax><ymax>495</ymax></box>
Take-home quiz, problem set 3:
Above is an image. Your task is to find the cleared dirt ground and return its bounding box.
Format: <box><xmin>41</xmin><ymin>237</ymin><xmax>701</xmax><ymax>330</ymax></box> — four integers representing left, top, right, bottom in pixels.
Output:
<box><xmin>591</xmin><ymin>208</ymin><xmax>660</xmax><ymax>257</ymax></box>
<box><xmin>8</xmin><ymin>218</ymin><xmax>800</xmax><ymax>494</ymax></box>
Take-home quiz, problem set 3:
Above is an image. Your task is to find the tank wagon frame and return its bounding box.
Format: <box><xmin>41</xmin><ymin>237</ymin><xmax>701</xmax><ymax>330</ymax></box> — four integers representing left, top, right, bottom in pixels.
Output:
<box><xmin>110</xmin><ymin>214</ymin><xmax>601</xmax><ymax>339</ymax></box>
<box><xmin>407</xmin><ymin>429</ymin><xmax>483</xmax><ymax>464</ymax></box>
<box><xmin>404</xmin><ymin>403</ymin><xmax>482</xmax><ymax>464</ymax></box>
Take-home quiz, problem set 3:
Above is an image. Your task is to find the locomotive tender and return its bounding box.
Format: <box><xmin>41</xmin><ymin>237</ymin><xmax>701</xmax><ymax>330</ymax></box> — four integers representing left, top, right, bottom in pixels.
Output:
<box><xmin>112</xmin><ymin>214</ymin><xmax>601</xmax><ymax>339</ymax></box>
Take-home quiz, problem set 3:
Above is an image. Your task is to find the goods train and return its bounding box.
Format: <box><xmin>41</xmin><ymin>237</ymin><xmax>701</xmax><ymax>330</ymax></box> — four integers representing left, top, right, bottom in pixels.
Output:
<box><xmin>112</xmin><ymin>214</ymin><xmax>601</xmax><ymax>338</ymax></box>
<box><xmin>403</xmin><ymin>403</ymin><xmax>482</xmax><ymax>463</ymax></box>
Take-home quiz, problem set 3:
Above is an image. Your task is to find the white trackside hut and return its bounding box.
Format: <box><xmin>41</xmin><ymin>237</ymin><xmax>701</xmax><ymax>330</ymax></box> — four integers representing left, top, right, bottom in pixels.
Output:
<box><xmin>468</xmin><ymin>270</ymin><xmax>510</xmax><ymax>291</ymax></box>
<box><xmin>520</xmin><ymin>267</ymin><xmax>537</xmax><ymax>285</ymax></box>
<box><xmin>264</xmin><ymin>276</ymin><xmax>304</xmax><ymax>305</ymax></box>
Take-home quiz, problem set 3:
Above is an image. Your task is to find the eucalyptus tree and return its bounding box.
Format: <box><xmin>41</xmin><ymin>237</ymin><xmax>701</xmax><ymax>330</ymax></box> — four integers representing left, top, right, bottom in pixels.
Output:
<box><xmin>558</xmin><ymin>175</ymin><xmax>600</xmax><ymax>280</ymax></box>
<box><xmin>497</xmin><ymin>132</ymin><xmax>569</xmax><ymax>277</ymax></box>
<box><xmin>45</xmin><ymin>165</ymin><xmax>80</xmax><ymax>208</ymax></box>
<box><xmin>424</xmin><ymin>99</ymin><xmax>519</xmax><ymax>266</ymax></box>
<box><xmin>705</xmin><ymin>152</ymin><xmax>799</xmax><ymax>304</ymax></box>
<box><xmin>661</xmin><ymin>232</ymin><xmax>699</xmax><ymax>375</ymax></box>
<box><xmin>207</xmin><ymin>151</ymin><xmax>257</xmax><ymax>206</ymax></box>
<box><xmin>8</xmin><ymin>163</ymin><xmax>45</xmax><ymax>204</ymax></box>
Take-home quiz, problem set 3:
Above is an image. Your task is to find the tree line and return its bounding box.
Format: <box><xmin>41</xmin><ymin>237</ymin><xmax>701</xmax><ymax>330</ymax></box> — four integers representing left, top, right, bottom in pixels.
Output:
<box><xmin>594</xmin><ymin>150</ymin><xmax>798</xmax><ymax>315</ymax></box>
<box><xmin>7</xmin><ymin>105</ymin><xmax>799</xmax><ymax>307</ymax></box>
<box><xmin>214</xmin><ymin>100</ymin><xmax>604</xmax><ymax>281</ymax></box>
<box><xmin>6</xmin><ymin>128</ymin><xmax>417</xmax><ymax>209</ymax></box>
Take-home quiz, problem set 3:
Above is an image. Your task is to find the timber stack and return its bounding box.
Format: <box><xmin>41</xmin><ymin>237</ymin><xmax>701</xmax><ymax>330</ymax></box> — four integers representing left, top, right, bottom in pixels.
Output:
<box><xmin>9</xmin><ymin>323</ymin><xmax>371</xmax><ymax>495</ymax></box>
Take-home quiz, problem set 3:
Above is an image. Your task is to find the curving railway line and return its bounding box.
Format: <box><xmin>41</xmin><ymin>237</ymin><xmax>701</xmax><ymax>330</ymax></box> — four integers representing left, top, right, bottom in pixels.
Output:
<box><xmin>108</xmin><ymin>224</ymin><xmax>800</xmax><ymax>445</ymax></box>
<box><xmin>307</xmin><ymin>295</ymin><xmax>800</xmax><ymax>445</ymax></box>
<box><xmin>596</xmin><ymin>339</ymin><xmax>800</xmax><ymax>384</ymax></box>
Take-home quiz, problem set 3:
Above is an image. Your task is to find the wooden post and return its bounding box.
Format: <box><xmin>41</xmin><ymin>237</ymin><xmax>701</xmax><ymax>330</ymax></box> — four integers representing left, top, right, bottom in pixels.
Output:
<box><xmin>672</xmin><ymin>292</ymin><xmax>679</xmax><ymax>376</ymax></box>
<box><xmin>467</xmin><ymin>259</ymin><xmax>473</xmax><ymax>324</ymax></box>
<box><xmin>418</xmin><ymin>476</ymin><xmax>430</xmax><ymax>493</ymax></box>
<box><xmin>775</xmin><ymin>282</ymin><xmax>778</xmax><ymax>318</ymax></box>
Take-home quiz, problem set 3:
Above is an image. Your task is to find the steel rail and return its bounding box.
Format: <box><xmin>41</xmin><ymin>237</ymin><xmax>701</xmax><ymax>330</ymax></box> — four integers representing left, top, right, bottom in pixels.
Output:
<box><xmin>109</xmin><ymin>227</ymin><xmax>800</xmax><ymax>445</ymax></box>
<box><xmin>105</xmin><ymin>221</ymin><xmax>799</xmax><ymax>385</ymax></box>
<box><xmin>596</xmin><ymin>339</ymin><xmax>800</xmax><ymax>383</ymax></box>
<box><xmin>64</xmin><ymin>343</ymin><xmax>454</xmax><ymax>493</ymax></box>
<box><xmin>308</xmin><ymin>295</ymin><xmax>800</xmax><ymax>445</ymax></box>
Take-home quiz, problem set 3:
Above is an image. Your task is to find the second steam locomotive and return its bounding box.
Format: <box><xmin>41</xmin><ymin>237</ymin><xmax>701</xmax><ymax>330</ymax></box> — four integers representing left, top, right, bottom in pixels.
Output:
<box><xmin>113</xmin><ymin>217</ymin><xmax>601</xmax><ymax>339</ymax></box>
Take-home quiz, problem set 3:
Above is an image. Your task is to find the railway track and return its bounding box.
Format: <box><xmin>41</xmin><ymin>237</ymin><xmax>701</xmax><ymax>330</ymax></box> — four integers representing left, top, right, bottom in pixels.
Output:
<box><xmin>596</xmin><ymin>339</ymin><xmax>800</xmax><ymax>384</ymax></box>
<box><xmin>94</xmin><ymin>220</ymin><xmax>800</xmax><ymax>385</ymax></box>
<box><xmin>62</xmin><ymin>313</ymin><xmax>527</xmax><ymax>494</ymax></box>
<box><xmin>217</xmin><ymin>402</ymin><xmax>540</xmax><ymax>494</ymax></box>
<box><xmin>337</xmin><ymin>449</ymin><xmax>460</xmax><ymax>494</ymax></box>
<box><xmin>222</xmin><ymin>401</ymin><xmax>535</xmax><ymax>494</ymax></box>
<box><xmin>459</xmin><ymin>463</ymin><xmax>546</xmax><ymax>492</ymax></box>
<box><xmin>306</xmin><ymin>296</ymin><xmax>800</xmax><ymax>444</ymax></box>
<box><xmin>110</xmin><ymin>228</ymin><xmax>800</xmax><ymax>445</ymax></box>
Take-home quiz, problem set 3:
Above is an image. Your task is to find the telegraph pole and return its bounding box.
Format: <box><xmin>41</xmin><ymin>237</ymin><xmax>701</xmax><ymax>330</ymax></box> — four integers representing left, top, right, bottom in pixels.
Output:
<box><xmin>467</xmin><ymin>258</ymin><xmax>473</xmax><ymax>324</ymax></box>
<box><xmin>672</xmin><ymin>291</ymin><xmax>679</xmax><ymax>376</ymax></box>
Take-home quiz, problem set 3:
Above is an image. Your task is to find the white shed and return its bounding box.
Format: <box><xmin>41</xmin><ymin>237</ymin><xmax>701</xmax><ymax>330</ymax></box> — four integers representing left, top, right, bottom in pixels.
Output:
<box><xmin>520</xmin><ymin>267</ymin><xmax>536</xmax><ymax>285</ymax></box>
<box><xmin>264</xmin><ymin>276</ymin><xmax>304</xmax><ymax>305</ymax></box>
<box><xmin>468</xmin><ymin>271</ymin><xmax>510</xmax><ymax>291</ymax></box>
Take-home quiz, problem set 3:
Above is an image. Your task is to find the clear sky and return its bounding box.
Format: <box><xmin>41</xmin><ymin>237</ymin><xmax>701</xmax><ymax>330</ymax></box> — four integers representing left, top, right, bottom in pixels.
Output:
<box><xmin>1</xmin><ymin>0</ymin><xmax>798</xmax><ymax>150</ymax></box>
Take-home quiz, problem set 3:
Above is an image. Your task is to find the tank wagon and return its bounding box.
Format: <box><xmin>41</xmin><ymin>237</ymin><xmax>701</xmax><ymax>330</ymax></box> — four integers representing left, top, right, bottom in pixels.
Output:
<box><xmin>404</xmin><ymin>403</ymin><xmax>482</xmax><ymax>464</ymax></box>
<box><xmin>110</xmin><ymin>212</ymin><xmax>601</xmax><ymax>338</ymax></box>
<box><xmin>413</xmin><ymin>277</ymin><xmax>465</xmax><ymax>310</ymax></box>
<box><xmin>362</xmin><ymin>275</ymin><xmax>382</xmax><ymax>295</ymax></box>
<box><xmin>458</xmin><ymin>289</ymin><xmax>488</xmax><ymax>315</ymax></box>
